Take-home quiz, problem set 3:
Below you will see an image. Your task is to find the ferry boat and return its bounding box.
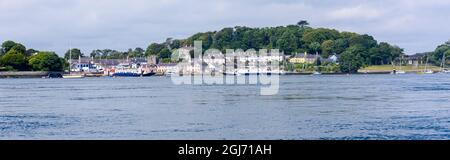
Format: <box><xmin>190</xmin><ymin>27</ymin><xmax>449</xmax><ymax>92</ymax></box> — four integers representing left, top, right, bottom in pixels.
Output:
<box><xmin>111</xmin><ymin>63</ymin><xmax>156</xmax><ymax>77</ymax></box>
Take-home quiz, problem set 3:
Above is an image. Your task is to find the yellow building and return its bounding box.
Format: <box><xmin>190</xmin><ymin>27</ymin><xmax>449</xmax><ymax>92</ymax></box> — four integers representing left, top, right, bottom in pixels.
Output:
<box><xmin>289</xmin><ymin>52</ymin><xmax>317</xmax><ymax>64</ymax></box>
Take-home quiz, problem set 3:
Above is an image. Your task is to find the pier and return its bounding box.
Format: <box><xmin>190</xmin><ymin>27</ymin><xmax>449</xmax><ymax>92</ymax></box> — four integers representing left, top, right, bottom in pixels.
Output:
<box><xmin>0</xmin><ymin>71</ymin><xmax>63</xmax><ymax>78</ymax></box>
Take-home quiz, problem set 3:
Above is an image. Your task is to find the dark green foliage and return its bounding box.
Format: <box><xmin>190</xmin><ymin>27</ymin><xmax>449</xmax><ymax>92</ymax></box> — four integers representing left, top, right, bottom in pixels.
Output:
<box><xmin>64</xmin><ymin>48</ymin><xmax>84</xmax><ymax>60</ymax></box>
<box><xmin>90</xmin><ymin>49</ymin><xmax>127</xmax><ymax>59</ymax></box>
<box><xmin>28</xmin><ymin>52</ymin><xmax>64</xmax><ymax>71</ymax></box>
<box><xmin>145</xmin><ymin>43</ymin><xmax>166</xmax><ymax>56</ymax></box>
<box><xmin>0</xmin><ymin>50</ymin><xmax>28</xmax><ymax>71</ymax></box>
<box><xmin>1</xmin><ymin>40</ymin><xmax>18</xmax><ymax>54</ymax></box>
<box><xmin>10</xmin><ymin>43</ymin><xmax>26</xmax><ymax>54</ymax></box>
<box><xmin>339</xmin><ymin>46</ymin><xmax>365</xmax><ymax>73</ymax></box>
<box><xmin>142</xmin><ymin>23</ymin><xmax>403</xmax><ymax>71</ymax></box>
<box><xmin>430</xmin><ymin>40</ymin><xmax>450</xmax><ymax>66</ymax></box>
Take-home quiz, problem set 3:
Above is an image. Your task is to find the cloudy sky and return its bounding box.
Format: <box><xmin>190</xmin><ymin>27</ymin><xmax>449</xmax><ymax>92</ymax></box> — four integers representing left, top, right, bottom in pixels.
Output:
<box><xmin>1</xmin><ymin>0</ymin><xmax>450</xmax><ymax>55</ymax></box>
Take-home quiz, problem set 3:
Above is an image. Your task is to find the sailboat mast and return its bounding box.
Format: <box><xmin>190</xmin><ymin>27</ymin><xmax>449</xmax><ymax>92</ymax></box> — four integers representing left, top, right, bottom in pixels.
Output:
<box><xmin>69</xmin><ymin>47</ymin><xmax>72</xmax><ymax>74</ymax></box>
<box><xmin>441</xmin><ymin>52</ymin><xmax>446</xmax><ymax>71</ymax></box>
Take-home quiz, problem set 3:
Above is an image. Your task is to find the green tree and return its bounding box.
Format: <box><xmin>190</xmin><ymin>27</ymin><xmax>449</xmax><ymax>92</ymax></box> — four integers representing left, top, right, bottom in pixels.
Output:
<box><xmin>321</xmin><ymin>40</ymin><xmax>334</xmax><ymax>58</ymax></box>
<box><xmin>64</xmin><ymin>48</ymin><xmax>84</xmax><ymax>60</ymax></box>
<box><xmin>145</xmin><ymin>43</ymin><xmax>166</xmax><ymax>56</ymax></box>
<box><xmin>170</xmin><ymin>40</ymin><xmax>182</xmax><ymax>49</ymax></box>
<box><xmin>302</xmin><ymin>28</ymin><xmax>340</xmax><ymax>45</ymax></box>
<box><xmin>432</xmin><ymin>43</ymin><xmax>450</xmax><ymax>65</ymax></box>
<box><xmin>158</xmin><ymin>48</ymin><xmax>172</xmax><ymax>59</ymax></box>
<box><xmin>297</xmin><ymin>20</ymin><xmax>309</xmax><ymax>28</ymax></box>
<box><xmin>0</xmin><ymin>50</ymin><xmax>28</xmax><ymax>71</ymax></box>
<box><xmin>10</xmin><ymin>43</ymin><xmax>26</xmax><ymax>54</ymax></box>
<box><xmin>276</xmin><ymin>30</ymin><xmax>299</xmax><ymax>54</ymax></box>
<box><xmin>28</xmin><ymin>52</ymin><xmax>64</xmax><ymax>71</ymax></box>
<box><xmin>348</xmin><ymin>34</ymin><xmax>377</xmax><ymax>49</ymax></box>
<box><xmin>309</xmin><ymin>42</ymin><xmax>321</xmax><ymax>55</ymax></box>
<box><xmin>134</xmin><ymin>47</ymin><xmax>145</xmax><ymax>57</ymax></box>
<box><xmin>1</xmin><ymin>40</ymin><xmax>17</xmax><ymax>54</ymax></box>
<box><xmin>332</xmin><ymin>38</ymin><xmax>349</xmax><ymax>54</ymax></box>
<box><xmin>339</xmin><ymin>46</ymin><xmax>365</xmax><ymax>73</ymax></box>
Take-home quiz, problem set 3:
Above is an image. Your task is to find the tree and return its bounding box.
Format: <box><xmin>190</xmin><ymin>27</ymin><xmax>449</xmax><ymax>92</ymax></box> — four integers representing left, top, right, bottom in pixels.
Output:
<box><xmin>432</xmin><ymin>44</ymin><xmax>450</xmax><ymax>65</ymax></box>
<box><xmin>276</xmin><ymin>30</ymin><xmax>299</xmax><ymax>54</ymax></box>
<box><xmin>332</xmin><ymin>38</ymin><xmax>349</xmax><ymax>54</ymax></box>
<box><xmin>309</xmin><ymin>42</ymin><xmax>321</xmax><ymax>55</ymax></box>
<box><xmin>0</xmin><ymin>50</ymin><xmax>28</xmax><ymax>71</ymax></box>
<box><xmin>158</xmin><ymin>48</ymin><xmax>172</xmax><ymax>59</ymax></box>
<box><xmin>297</xmin><ymin>20</ymin><xmax>309</xmax><ymax>28</ymax></box>
<box><xmin>145</xmin><ymin>43</ymin><xmax>166</xmax><ymax>56</ymax></box>
<box><xmin>90</xmin><ymin>49</ymin><xmax>102</xmax><ymax>58</ymax></box>
<box><xmin>134</xmin><ymin>47</ymin><xmax>145</xmax><ymax>57</ymax></box>
<box><xmin>302</xmin><ymin>28</ymin><xmax>340</xmax><ymax>45</ymax></box>
<box><xmin>170</xmin><ymin>40</ymin><xmax>182</xmax><ymax>49</ymax></box>
<box><xmin>10</xmin><ymin>43</ymin><xmax>26</xmax><ymax>54</ymax></box>
<box><xmin>1</xmin><ymin>40</ymin><xmax>17</xmax><ymax>54</ymax></box>
<box><xmin>321</xmin><ymin>40</ymin><xmax>334</xmax><ymax>58</ymax></box>
<box><xmin>339</xmin><ymin>46</ymin><xmax>365</xmax><ymax>73</ymax></box>
<box><xmin>64</xmin><ymin>48</ymin><xmax>83</xmax><ymax>60</ymax></box>
<box><xmin>348</xmin><ymin>34</ymin><xmax>377</xmax><ymax>49</ymax></box>
<box><xmin>368</xmin><ymin>42</ymin><xmax>392</xmax><ymax>65</ymax></box>
<box><xmin>28</xmin><ymin>52</ymin><xmax>64</xmax><ymax>71</ymax></box>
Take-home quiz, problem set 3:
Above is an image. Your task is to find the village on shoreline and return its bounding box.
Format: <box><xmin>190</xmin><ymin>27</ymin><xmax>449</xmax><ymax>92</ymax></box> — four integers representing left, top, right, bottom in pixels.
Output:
<box><xmin>1</xmin><ymin>21</ymin><xmax>450</xmax><ymax>78</ymax></box>
<box><xmin>0</xmin><ymin>47</ymin><xmax>447</xmax><ymax>79</ymax></box>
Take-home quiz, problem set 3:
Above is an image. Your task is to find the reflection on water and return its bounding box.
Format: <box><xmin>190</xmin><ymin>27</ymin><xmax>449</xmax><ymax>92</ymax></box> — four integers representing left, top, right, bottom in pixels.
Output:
<box><xmin>1</xmin><ymin>74</ymin><xmax>450</xmax><ymax>140</ymax></box>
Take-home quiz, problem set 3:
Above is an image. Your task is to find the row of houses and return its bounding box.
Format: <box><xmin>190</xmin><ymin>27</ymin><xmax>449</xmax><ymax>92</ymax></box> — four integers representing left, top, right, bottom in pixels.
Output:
<box><xmin>288</xmin><ymin>52</ymin><xmax>339</xmax><ymax>64</ymax></box>
<box><xmin>69</xmin><ymin>52</ymin><xmax>340</xmax><ymax>74</ymax></box>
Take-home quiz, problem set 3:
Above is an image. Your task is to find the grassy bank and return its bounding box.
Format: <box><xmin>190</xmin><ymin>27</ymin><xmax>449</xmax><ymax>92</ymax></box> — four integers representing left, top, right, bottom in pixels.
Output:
<box><xmin>359</xmin><ymin>65</ymin><xmax>441</xmax><ymax>73</ymax></box>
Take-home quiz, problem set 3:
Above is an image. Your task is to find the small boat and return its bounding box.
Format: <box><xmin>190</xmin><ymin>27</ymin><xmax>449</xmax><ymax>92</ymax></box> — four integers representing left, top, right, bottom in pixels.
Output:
<box><xmin>391</xmin><ymin>69</ymin><xmax>406</xmax><ymax>74</ymax></box>
<box><xmin>392</xmin><ymin>56</ymin><xmax>406</xmax><ymax>74</ymax></box>
<box><xmin>420</xmin><ymin>56</ymin><xmax>434</xmax><ymax>74</ymax></box>
<box><xmin>440</xmin><ymin>69</ymin><xmax>450</xmax><ymax>73</ymax></box>
<box><xmin>312</xmin><ymin>71</ymin><xmax>322</xmax><ymax>75</ymax></box>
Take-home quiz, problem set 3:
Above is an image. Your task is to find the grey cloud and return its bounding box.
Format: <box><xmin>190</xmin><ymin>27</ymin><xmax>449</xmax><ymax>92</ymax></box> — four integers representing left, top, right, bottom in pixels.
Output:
<box><xmin>1</xmin><ymin>0</ymin><xmax>450</xmax><ymax>55</ymax></box>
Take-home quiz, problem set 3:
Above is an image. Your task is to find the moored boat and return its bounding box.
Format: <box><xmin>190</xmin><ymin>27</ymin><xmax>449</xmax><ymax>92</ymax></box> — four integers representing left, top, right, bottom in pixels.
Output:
<box><xmin>111</xmin><ymin>63</ymin><xmax>156</xmax><ymax>77</ymax></box>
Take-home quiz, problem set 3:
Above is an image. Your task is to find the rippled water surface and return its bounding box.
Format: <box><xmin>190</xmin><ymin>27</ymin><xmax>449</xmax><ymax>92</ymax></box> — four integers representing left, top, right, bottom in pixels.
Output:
<box><xmin>1</xmin><ymin>74</ymin><xmax>450</xmax><ymax>139</ymax></box>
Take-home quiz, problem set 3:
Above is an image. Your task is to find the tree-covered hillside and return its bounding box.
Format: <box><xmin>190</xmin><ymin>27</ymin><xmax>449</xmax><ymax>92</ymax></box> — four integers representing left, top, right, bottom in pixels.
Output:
<box><xmin>145</xmin><ymin>21</ymin><xmax>404</xmax><ymax>73</ymax></box>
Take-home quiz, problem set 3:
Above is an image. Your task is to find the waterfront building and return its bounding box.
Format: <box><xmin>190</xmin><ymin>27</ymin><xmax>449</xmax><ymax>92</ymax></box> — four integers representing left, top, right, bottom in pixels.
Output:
<box><xmin>289</xmin><ymin>52</ymin><xmax>318</xmax><ymax>64</ymax></box>
<box><xmin>69</xmin><ymin>57</ymin><xmax>103</xmax><ymax>72</ymax></box>
<box><xmin>405</xmin><ymin>53</ymin><xmax>426</xmax><ymax>67</ymax></box>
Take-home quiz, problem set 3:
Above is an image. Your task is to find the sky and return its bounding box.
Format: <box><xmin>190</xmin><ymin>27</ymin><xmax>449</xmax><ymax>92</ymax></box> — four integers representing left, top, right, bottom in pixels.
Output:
<box><xmin>1</xmin><ymin>0</ymin><xmax>450</xmax><ymax>55</ymax></box>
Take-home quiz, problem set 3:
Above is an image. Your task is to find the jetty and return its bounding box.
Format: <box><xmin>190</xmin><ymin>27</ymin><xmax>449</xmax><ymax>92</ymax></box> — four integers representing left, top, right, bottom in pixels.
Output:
<box><xmin>0</xmin><ymin>71</ymin><xmax>63</xmax><ymax>78</ymax></box>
